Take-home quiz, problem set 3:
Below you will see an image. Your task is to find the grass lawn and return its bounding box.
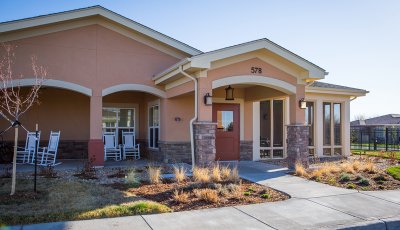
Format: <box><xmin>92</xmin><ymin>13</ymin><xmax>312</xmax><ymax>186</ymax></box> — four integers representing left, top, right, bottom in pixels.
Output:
<box><xmin>387</xmin><ymin>166</ymin><xmax>400</xmax><ymax>180</ymax></box>
<box><xmin>0</xmin><ymin>178</ymin><xmax>170</xmax><ymax>226</ymax></box>
<box><xmin>351</xmin><ymin>150</ymin><xmax>400</xmax><ymax>160</ymax></box>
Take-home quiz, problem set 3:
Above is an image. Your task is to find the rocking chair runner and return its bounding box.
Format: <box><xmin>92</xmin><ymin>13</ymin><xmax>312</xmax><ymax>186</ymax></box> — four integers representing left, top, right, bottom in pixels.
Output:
<box><xmin>121</xmin><ymin>131</ymin><xmax>140</xmax><ymax>160</ymax></box>
<box><xmin>103</xmin><ymin>131</ymin><xmax>121</xmax><ymax>161</ymax></box>
<box><xmin>16</xmin><ymin>131</ymin><xmax>41</xmax><ymax>164</ymax></box>
<box><xmin>37</xmin><ymin>131</ymin><xmax>61</xmax><ymax>166</ymax></box>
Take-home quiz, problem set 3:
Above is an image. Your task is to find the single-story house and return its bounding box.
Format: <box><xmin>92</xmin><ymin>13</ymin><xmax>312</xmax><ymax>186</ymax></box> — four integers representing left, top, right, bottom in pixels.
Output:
<box><xmin>351</xmin><ymin>114</ymin><xmax>400</xmax><ymax>129</ymax></box>
<box><xmin>0</xmin><ymin>6</ymin><xmax>368</xmax><ymax>167</ymax></box>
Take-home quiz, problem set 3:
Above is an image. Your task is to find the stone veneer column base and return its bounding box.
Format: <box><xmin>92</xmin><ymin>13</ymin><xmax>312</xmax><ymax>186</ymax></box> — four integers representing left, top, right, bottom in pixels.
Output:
<box><xmin>240</xmin><ymin>141</ymin><xmax>253</xmax><ymax>160</ymax></box>
<box><xmin>287</xmin><ymin>125</ymin><xmax>309</xmax><ymax>170</ymax></box>
<box><xmin>158</xmin><ymin>141</ymin><xmax>192</xmax><ymax>163</ymax></box>
<box><xmin>193</xmin><ymin>121</ymin><xmax>217</xmax><ymax>166</ymax></box>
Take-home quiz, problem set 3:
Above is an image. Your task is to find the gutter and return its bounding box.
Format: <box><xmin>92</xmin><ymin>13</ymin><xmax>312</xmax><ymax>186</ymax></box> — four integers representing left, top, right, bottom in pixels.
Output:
<box><xmin>178</xmin><ymin>65</ymin><xmax>197</xmax><ymax>170</ymax></box>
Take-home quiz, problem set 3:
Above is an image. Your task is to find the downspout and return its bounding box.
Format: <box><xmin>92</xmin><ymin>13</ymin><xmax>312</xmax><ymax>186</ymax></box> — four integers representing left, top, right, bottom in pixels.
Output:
<box><xmin>178</xmin><ymin>65</ymin><xmax>197</xmax><ymax>170</ymax></box>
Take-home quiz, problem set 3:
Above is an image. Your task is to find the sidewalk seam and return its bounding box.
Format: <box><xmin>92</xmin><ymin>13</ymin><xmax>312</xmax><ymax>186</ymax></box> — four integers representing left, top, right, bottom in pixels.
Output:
<box><xmin>360</xmin><ymin>192</ymin><xmax>400</xmax><ymax>206</ymax></box>
<box><xmin>306</xmin><ymin>198</ymin><xmax>368</xmax><ymax>221</ymax></box>
<box><xmin>140</xmin><ymin>215</ymin><xmax>154</xmax><ymax>230</ymax></box>
<box><xmin>233</xmin><ymin>206</ymin><xmax>278</xmax><ymax>230</ymax></box>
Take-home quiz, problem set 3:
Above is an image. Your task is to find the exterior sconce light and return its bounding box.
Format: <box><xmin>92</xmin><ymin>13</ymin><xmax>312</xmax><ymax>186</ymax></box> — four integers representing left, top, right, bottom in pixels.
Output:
<box><xmin>225</xmin><ymin>85</ymin><xmax>234</xmax><ymax>100</ymax></box>
<box><xmin>174</xmin><ymin>117</ymin><xmax>182</xmax><ymax>122</ymax></box>
<box><xmin>299</xmin><ymin>98</ymin><xmax>307</xmax><ymax>109</ymax></box>
<box><xmin>204</xmin><ymin>93</ymin><xmax>212</xmax><ymax>105</ymax></box>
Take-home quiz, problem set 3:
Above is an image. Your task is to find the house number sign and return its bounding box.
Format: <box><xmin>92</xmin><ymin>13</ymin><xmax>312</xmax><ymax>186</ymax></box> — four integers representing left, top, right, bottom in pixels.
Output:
<box><xmin>250</xmin><ymin>67</ymin><xmax>262</xmax><ymax>74</ymax></box>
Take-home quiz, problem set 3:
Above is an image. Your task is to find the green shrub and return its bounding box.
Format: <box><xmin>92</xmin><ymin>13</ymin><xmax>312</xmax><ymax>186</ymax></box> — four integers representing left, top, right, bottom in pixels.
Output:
<box><xmin>339</xmin><ymin>173</ymin><xmax>351</xmax><ymax>182</ymax></box>
<box><xmin>243</xmin><ymin>191</ymin><xmax>251</xmax><ymax>196</ymax></box>
<box><xmin>260</xmin><ymin>193</ymin><xmax>270</xmax><ymax>199</ymax></box>
<box><xmin>347</xmin><ymin>183</ymin><xmax>356</xmax><ymax>189</ymax></box>
<box><xmin>387</xmin><ymin>166</ymin><xmax>400</xmax><ymax>180</ymax></box>
<box><xmin>357</xmin><ymin>177</ymin><xmax>370</xmax><ymax>186</ymax></box>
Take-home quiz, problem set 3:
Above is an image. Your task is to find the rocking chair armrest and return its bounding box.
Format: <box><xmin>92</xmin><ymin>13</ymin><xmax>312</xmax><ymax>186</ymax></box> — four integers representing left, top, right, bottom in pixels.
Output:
<box><xmin>16</xmin><ymin>146</ymin><xmax>26</xmax><ymax>150</ymax></box>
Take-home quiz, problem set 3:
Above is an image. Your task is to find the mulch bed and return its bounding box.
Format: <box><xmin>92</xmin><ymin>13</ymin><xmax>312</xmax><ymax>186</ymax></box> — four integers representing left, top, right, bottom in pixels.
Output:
<box><xmin>299</xmin><ymin>155</ymin><xmax>400</xmax><ymax>191</ymax></box>
<box><xmin>110</xmin><ymin>179</ymin><xmax>289</xmax><ymax>212</ymax></box>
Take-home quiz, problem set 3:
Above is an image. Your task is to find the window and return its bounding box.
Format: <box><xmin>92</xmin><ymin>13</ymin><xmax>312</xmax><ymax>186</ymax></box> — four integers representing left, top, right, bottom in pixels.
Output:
<box><xmin>149</xmin><ymin>104</ymin><xmax>159</xmax><ymax>148</ymax></box>
<box><xmin>323</xmin><ymin>102</ymin><xmax>342</xmax><ymax>155</ymax></box>
<box><xmin>102</xmin><ymin>108</ymin><xmax>135</xmax><ymax>144</ymax></box>
<box><xmin>259</xmin><ymin>99</ymin><xmax>285</xmax><ymax>159</ymax></box>
<box><xmin>217</xmin><ymin>111</ymin><xmax>234</xmax><ymax>132</ymax></box>
<box><xmin>305</xmin><ymin>102</ymin><xmax>315</xmax><ymax>156</ymax></box>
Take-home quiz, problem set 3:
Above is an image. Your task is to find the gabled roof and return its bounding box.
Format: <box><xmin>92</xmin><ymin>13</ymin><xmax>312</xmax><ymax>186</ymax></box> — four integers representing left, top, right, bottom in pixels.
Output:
<box><xmin>306</xmin><ymin>81</ymin><xmax>368</xmax><ymax>96</ymax></box>
<box><xmin>351</xmin><ymin>114</ymin><xmax>400</xmax><ymax>126</ymax></box>
<box><xmin>0</xmin><ymin>5</ymin><xmax>202</xmax><ymax>56</ymax></box>
<box><xmin>154</xmin><ymin>38</ymin><xmax>328</xmax><ymax>84</ymax></box>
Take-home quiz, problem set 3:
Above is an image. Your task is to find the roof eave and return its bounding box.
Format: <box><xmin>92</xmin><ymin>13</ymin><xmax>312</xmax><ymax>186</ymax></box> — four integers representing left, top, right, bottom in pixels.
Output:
<box><xmin>306</xmin><ymin>87</ymin><xmax>369</xmax><ymax>96</ymax></box>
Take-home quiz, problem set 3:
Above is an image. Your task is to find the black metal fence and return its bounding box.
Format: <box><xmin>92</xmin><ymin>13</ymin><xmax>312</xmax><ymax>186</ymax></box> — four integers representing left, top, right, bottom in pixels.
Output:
<box><xmin>351</xmin><ymin>127</ymin><xmax>400</xmax><ymax>151</ymax></box>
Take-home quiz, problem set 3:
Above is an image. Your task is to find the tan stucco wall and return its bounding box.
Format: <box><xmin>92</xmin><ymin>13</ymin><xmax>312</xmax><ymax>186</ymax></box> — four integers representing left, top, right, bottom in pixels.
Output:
<box><xmin>0</xmin><ymin>88</ymin><xmax>90</xmax><ymax>141</ymax></box>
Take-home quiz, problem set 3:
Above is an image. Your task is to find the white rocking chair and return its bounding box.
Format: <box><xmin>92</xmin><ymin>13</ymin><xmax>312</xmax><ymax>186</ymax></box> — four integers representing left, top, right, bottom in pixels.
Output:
<box><xmin>122</xmin><ymin>131</ymin><xmax>140</xmax><ymax>160</ymax></box>
<box><xmin>103</xmin><ymin>131</ymin><xmax>121</xmax><ymax>161</ymax></box>
<box><xmin>16</xmin><ymin>131</ymin><xmax>41</xmax><ymax>164</ymax></box>
<box><xmin>37</xmin><ymin>131</ymin><xmax>61</xmax><ymax>166</ymax></box>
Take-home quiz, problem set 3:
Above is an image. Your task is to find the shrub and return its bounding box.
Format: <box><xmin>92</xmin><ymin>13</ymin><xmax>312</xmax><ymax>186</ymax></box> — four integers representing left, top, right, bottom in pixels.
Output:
<box><xmin>339</xmin><ymin>173</ymin><xmax>351</xmax><ymax>182</ymax></box>
<box><xmin>340</xmin><ymin>162</ymin><xmax>355</xmax><ymax>174</ymax></box>
<box><xmin>378</xmin><ymin>185</ymin><xmax>385</xmax><ymax>190</ymax></box>
<box><xmin>294</xmin><ymin>162</ymin><xmax>307</xmax><ymax>177</ymax></box>
<box><xmin>328</xmin><ymin>177</ymin><xmax>337</xmax><ymax>186</ymax></box>
<box><xmin>147</xmin><ymin>166</ymin><xmax>161</xmax><ymax>184</ymax></box>
<box><xmin>193</xmin><ymin>188</ymin><xmax>219</xmax><ymax>203</ymax></box>
<box><xmin>226</xmin><ymin>183</ymin><xmax>242</xmax><ymax>197</ymax></box>
<box><xmin>357</xmin><ymin>177</ymin><xmax>370</xmax><ymax>186</ymax></box>
<box><xmin>125</xmin><ymin>170</ymin><xmax>140</xmax><ymax>188</ymax></box>
<box><xmin>172</xmin><ymin>190</ymin><xmax>190</xmax><ymax>203</ymax></box>
<box><xmin>387</xmin><ymin>166</ymin><xmax>400</xmax><ymax>180</ymax></box>
<box><xmin>211</xmin><ymin>164</ymin><xmax>222</xmax><ymax>182</ymax></box>
<box><xmin>363</xmin><ymin>161</ymin><xmax>377</xmax><ymax>173</ymax></box>
<box><xmin>173</xmin><ymin>166</ymin><xmax>187</xmax><ymax>183</ymax></box>
<box><xmin>243</xmin><ymin>191</ymin><xmax>251</xmax><ymax>196</ymax></box>
<box><xmin>260</xmin><ymin>193</ymin><xmax>270</xmax><ymax>199</ymax></box>
<box><xmin>373</xmin><ymin>174</ymin><xmax>387</xmax><ymax>182</ymax></box>
<box><xmin>347</xmin><ymin>183</ymin><xmax>356</xmax><ymax>189</ymax></box>
<box><xmin>192</xmin><ymin>167</ymin><xmax>210</xmax><ymax>183</ymax></box>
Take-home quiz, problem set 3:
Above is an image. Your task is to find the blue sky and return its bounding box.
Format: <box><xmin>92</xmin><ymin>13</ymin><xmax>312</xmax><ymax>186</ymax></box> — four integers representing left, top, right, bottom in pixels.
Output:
<box><xmin>1</xmin><ymin>0</ymin><xmax>399</xmax><ymax>120</ymax></box>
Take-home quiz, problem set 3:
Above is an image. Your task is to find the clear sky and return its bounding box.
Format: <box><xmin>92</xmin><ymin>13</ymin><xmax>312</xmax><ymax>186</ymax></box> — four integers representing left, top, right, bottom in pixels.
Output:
<box><xmin>1</xmin><ymin>0</ymin><xmax>399</xmax><ymax>120</ymax></box>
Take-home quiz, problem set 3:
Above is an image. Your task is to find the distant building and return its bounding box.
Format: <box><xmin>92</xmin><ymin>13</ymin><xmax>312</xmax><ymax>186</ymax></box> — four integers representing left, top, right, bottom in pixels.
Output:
<box><xmin>351</xmin><ymin>114</ymin><xmax>400</xmax><ymax>129</ymax></box>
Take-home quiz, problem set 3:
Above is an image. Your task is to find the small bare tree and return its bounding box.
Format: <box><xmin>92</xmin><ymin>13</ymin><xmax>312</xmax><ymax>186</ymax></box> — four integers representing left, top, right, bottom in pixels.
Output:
<box><xmin>0</xmin><ymin>43</ymin><xmax>46</xmax><ymax>195</ymax></box>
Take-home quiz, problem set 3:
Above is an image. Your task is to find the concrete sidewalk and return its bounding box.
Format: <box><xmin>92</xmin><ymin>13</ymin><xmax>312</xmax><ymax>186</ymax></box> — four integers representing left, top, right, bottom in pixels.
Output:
<box><xmin>5</xmin><ymin>161</ymin><xmax>400</xmax><ymax>230</ymax></box>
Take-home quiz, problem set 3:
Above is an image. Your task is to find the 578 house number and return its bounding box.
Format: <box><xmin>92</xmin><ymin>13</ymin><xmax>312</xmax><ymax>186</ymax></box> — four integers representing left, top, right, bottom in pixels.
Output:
<box><xmin>251</xmin><ymin>67</ymin><xmax>262</xmax><ymax>74</ymax></box>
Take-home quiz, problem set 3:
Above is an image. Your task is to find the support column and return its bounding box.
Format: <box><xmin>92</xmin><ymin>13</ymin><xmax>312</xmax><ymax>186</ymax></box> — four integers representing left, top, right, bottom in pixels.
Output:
<box><xmin>287</xmin><ymin>85</ymin><xmax>309</xmax><ymax>169</ymax></box>
<box><xmin>193</xmin><ymin>121</ymin><xmax>217</xmax><ymax>166</ymax></box>
<box><xmin>88</xmin><ymin>92</ymin><xmax>104</xmax><ymax>166</ymax></box>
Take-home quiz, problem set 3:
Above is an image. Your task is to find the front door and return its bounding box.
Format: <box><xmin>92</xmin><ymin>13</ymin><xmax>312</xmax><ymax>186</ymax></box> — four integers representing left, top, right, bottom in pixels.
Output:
<box><xmin>212</xmin><ymin>103</ymin><xmax>240</xmax><ymax>161</ymax></box>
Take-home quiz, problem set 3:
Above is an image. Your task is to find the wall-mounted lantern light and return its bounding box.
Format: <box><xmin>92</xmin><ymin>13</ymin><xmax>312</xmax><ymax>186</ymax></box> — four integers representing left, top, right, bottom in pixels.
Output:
<box><xmin>299</xmin><ymin>98</ymin><xmax>307</xmax><ymax>109</ymax></box>
<box><xmin>225</xmin><ymin>85</ymin><xmax>234</xmax><ymax>100</ymax></box>
<box><xmin>204</xmin><ymin>93</ymin><xmax>212</xmax><ymax>105</ymax></box>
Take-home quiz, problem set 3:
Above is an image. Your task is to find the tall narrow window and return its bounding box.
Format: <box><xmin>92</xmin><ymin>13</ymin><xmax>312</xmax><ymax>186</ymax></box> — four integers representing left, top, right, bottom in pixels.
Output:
<box><xmin>305</xmin><ymin>102</ymin><xmax>314</xmax><ymax>146</ymax></box>
<box><xmin>323</xmin><ymin>103</ymin><xmax>331</xmax><ymax>146</ymax></box>
<box><xmin>273</xmin><ymin>100</ymin><xmax>283</xmax><ymax>148</ymax></box>
<box><xmin>333</xmin><ymin>103</ymin><xmax>341</xmax><ymax>146</ymax></box>
<box><xmin>149</xmin><ymin>105</ymin><xmax>160</xmax><ymax>148</ymax></box>
<box><xmin>260</xmin><ymin>101</ymin><xmax>271</xmax><ymax>148</ymax></box>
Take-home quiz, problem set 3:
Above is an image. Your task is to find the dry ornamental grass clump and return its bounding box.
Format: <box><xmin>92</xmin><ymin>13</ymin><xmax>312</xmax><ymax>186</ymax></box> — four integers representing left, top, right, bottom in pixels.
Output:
<box><xmin>172</xmin><ymin>190</ymin><xmax>190</xmax><ymax>203</ymax></box>
<box><xmin>193</xmin><ymin>188</ymin><xmax>219</xmax><ymax>203</ymax></box>
<box><xmin>173</xmin><ymin>166</ymin><xmax>187</xmax><ymax>183</ymax></box>
<box><xmin>211</xmin><ymin>164</ymin><xmax>222</xmax><ymax>182</ymax></box>
<box><xmin>221</xmin><ymin>166</ymin><xmax>232</xmax><ymax>181</ymax></box>
<box><xmin>294</xmin><ymin>162</ymin><xmax>307</xmax><ymax>177</ymax></box>
<box><xmin>192</xmin><ymin>167</ymin><xmax>210</xmax><ymax>183</ymax></box>
<box><xmin>147</xmin><ymin>166</ymin><xmax>161</xmax><ymax>184</ymax></box>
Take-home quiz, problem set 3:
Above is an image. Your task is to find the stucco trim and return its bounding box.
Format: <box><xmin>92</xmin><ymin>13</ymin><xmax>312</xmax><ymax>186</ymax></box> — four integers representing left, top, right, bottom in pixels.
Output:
<box><xmin>102</xmin><ymin>84</ymin><xmax>166</xmax><ymax>98</ymax></box>
<box><xmin>212</xmin><ymin>75</ymin><xmax>296</xmax><ymax>95</ymax></box>
<box><xmin>1</xmin><ymin>78</ymin><xmax>92</xmax><ymax>96</ymax></box>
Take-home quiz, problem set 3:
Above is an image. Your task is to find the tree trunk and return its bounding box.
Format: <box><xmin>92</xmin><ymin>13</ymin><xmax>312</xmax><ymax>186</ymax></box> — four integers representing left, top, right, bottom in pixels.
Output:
<box><xmin>11</xmin><ymin>126</ymin><xmax>18</xmax><ymax>195</ymax></box>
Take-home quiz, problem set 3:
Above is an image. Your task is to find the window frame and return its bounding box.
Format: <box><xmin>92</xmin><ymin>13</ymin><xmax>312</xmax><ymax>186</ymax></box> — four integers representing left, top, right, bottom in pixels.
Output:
<box><xmin>322</xmin><ymin>102</ymin><xmax>343</xmax><ymax>156</ymax></box>
<box><xmin>148</xmin><ymin>104</ymin><xmax>160</xmax><ymax>149</ymax></box>
<box><xmin>305</xmin><ymin>101</ymin><xmax>316</xmax><ymax>156</ymax></box>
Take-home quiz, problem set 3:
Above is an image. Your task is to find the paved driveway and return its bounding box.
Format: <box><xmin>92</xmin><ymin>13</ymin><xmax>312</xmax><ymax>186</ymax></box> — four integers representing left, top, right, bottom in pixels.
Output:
<box><xmin>5</xmin><ymin>161</ymin><xmax>400</xmax><ymax>230</ymax></box>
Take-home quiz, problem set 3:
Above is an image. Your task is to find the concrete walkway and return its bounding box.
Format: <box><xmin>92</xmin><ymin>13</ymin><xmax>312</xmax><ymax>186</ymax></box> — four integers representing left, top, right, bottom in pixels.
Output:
<box><xmin>5</xmin><ymin>161</ymin><xmax>400</xmax><ymax>230</ymax></box>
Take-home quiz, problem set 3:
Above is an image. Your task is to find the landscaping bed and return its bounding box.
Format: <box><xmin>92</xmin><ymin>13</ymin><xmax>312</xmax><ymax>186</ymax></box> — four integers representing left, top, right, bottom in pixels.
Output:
<box><xmin>0</xmin><ymin>163</ymin><xmax>288</xmax><ymax>225</ymax></box>
<box><xmin>294</xmin><ymin>154</ymin><xmax>400</xmax><ymax>191</ymax></box>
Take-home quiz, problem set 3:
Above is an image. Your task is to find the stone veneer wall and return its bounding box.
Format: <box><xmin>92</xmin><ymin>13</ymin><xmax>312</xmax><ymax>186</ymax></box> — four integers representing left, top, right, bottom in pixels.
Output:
<box><xmin>240</xmin><ymin>141</ymin><xmax>253</xmax><ymax>160</ymax></box>
<box><xmin>157</xmin><ymin>141</ymin><xmax>191</xmax><ymax>163</ymax></box>
<box><xmin>287</xmin><ymin>125</ymin><xmax>309</xmax><ymax>169</ymax></box>
<box><xmin>193</xmin><ymin>121</ymin><xmax>216</xmax><ymax>166</ymax></box>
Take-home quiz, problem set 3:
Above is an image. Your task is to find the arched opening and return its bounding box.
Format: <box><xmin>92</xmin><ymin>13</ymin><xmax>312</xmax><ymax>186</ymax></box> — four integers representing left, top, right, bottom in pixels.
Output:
<box><xmin>0</xmin><ymin>87</ymin><xmax>90</xmax><ymax>159</ymax></box>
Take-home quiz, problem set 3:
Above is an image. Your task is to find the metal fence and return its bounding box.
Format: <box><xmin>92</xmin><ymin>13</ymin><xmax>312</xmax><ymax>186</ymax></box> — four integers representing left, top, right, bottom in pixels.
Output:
<box><xmin>351</xmin><ymin>127</ymin><xmax>400</xmax><ymax>151</ymax></box>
